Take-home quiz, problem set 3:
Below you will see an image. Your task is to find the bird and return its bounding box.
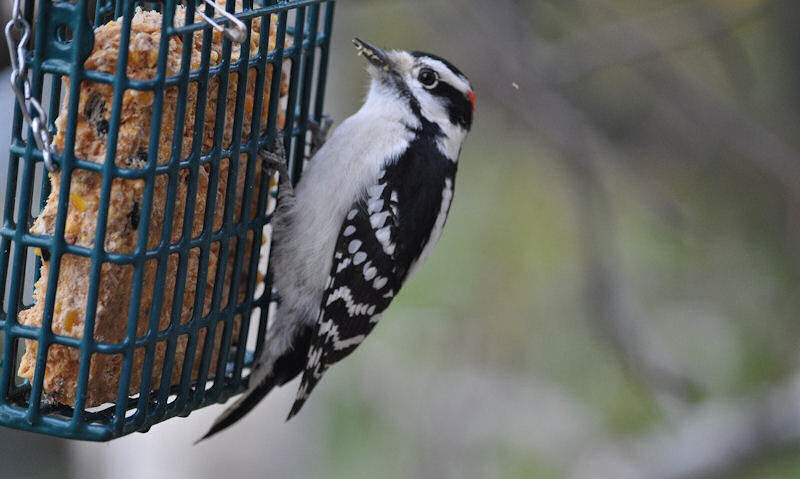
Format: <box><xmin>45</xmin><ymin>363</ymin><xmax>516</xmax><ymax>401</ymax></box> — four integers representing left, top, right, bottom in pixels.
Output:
<box><xmin>199</xmin><ymin>38</ymin><xmax>475</xmax><ymax>441</ymax></box>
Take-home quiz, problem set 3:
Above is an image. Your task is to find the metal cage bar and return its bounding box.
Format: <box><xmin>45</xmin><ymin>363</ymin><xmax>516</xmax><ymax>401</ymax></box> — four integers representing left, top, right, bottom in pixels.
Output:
<box><xmin>0</xmin><ymin>0</ymin><xmax>335</xmax><ymax>441</ymax></box>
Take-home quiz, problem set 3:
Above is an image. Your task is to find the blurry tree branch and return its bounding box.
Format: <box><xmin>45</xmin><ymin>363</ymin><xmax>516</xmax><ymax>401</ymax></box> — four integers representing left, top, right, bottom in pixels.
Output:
<box><xmin>539</xmin><ymin>1</ymin><xmax>764</xmax><ymax>85</ymax></box>
<box><xmin>570</xmin><ymin>371</ymin><xmax>800</xmax><ymax>479</ymax></box>
<box><xmin>447</xmin><ymin>0</ymin><xmax>703</xmax><ymax>406</ymax></box>
<box><xmin>567</xmin><ymin>154</ymin><xmax>701</xmax><ymax>409</ymax></box>
<box><xmin>546</xmin><ymin>0</ymin><xmax>800</xmax><ymax>284</ymax></box>
<box><xmin>637</xmin><ymin>61</ymin><xmax>800</xmax><ymax>204</ymax></box>
<box><xmin>541</xmin><ymin>1</ymin><xmax>800</xmax><ymax>205</ymax></box>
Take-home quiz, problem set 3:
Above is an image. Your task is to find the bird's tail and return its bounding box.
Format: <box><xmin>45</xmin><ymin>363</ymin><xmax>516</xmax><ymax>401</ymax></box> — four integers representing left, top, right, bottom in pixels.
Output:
<box><xmin>196</xmin><ymin>325</ymin><xmax>313</xmax><ymax>443</ymax></box>
<box><xmin>196</xmin><ymin>375</ymin><xmax>278</xmax><ymax>443</ymax></box>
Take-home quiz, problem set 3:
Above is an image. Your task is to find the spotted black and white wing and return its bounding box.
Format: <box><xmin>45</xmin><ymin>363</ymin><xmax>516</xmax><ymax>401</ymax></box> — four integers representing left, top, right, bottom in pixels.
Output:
<box><xmin>287</xmin><ymin>153</ymin><xmax>456</xmax><ymax>418</ymax></box>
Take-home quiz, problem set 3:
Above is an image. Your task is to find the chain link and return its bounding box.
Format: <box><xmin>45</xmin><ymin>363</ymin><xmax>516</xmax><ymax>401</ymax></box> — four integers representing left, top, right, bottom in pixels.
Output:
<box><xmin>5</xmin><ymin>0</ymin><xmax>57</xmax><ymax>172</ymax></box>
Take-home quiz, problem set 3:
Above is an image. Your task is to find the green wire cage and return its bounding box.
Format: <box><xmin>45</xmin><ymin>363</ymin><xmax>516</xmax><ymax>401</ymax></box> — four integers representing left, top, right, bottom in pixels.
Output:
<box><xmin>0</xmin><ymin>0</ymin><xmax>334</xmax><ymax>441</ymax></box>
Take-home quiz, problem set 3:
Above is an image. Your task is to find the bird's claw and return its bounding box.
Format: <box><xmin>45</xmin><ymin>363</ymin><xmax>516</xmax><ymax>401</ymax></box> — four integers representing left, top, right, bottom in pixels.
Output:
<box><xmin>308</xmin><ymin>114</ymin><xmax>333</xmax><ymax>157</ymax></box>
<box><xmin>261</xmin><ymin>135</ymin><xmax>289</xmax><ymax>175</ymax></box>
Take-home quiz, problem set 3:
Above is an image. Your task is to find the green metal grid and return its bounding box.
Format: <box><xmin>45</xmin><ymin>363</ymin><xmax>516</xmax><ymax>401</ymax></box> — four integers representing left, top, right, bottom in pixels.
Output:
<box><xmin>0</xmin><ymin>0</ymin><xmax>335</xmax><ymax>441</ymax></box>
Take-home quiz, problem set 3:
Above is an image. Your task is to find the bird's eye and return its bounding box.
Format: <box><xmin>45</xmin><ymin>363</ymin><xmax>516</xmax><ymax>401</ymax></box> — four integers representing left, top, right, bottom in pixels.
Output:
<box><xmin>418</xmin><ymin>68</ymin><xmax>438</xmax><ymax>88</ymax></box>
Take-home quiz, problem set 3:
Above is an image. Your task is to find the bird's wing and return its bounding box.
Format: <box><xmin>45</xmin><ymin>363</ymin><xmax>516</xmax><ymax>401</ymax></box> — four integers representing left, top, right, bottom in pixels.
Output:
<box><xmin>286</xmin><ymin>173</ymin><xmax>408</xmax><ymax>419</ymax></box>
<box><xmin>287</xmin><ymin>148</ymin><xmax>457</xmax><ymax>418</ymax></box>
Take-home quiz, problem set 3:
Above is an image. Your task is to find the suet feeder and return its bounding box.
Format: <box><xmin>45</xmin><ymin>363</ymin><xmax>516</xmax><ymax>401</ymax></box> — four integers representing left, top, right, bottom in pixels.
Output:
<box><xmin>0</xmin><ymin>0</ymin><xmax>334</xmax><ymax>441</ymax></box>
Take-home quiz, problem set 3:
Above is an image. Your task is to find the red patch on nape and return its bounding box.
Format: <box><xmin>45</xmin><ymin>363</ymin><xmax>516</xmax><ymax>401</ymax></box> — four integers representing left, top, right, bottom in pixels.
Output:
<box><xmin>467</xmin><ymin>90</ymin><xmax>476</xmax><ymax>113</ymax></box>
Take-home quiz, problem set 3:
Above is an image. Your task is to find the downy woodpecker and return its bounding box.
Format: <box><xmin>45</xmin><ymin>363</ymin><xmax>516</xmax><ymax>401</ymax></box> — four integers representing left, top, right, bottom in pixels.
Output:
<box><xmin>201</xmin><ymin>38</ymin><xmax>475</xmax><ymax>440</ymax></box>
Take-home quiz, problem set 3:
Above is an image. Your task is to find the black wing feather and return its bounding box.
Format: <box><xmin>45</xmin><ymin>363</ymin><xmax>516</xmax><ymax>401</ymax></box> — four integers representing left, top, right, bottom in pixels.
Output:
<box><xmin>287</xmin><ymin>178</ymin><xmax>400</xmax><ymax>418</ymax></box>
<box><xmin>287</xmin><ymin>141</ymin><xmax>456</xmax><ymax>418</ymax></box>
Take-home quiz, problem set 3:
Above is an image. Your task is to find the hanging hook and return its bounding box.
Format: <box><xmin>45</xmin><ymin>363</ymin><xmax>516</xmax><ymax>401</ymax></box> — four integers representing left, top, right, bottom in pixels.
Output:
<box><xmin>197</xmin><ymin>0</ymin><xmax>247</xmax><ymax>44</ymax></box>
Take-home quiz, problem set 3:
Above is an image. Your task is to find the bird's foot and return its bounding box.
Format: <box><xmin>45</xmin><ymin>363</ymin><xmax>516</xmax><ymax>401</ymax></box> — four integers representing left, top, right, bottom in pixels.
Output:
<box><xmin>260</xmin><ymin>135</ymin><xmax>289</xmax><ymax>176</ymax></box>
<box><xmin>307</xmin><ymin>114</ymin><xmax>333</xmax><ymax>157</ymax></box>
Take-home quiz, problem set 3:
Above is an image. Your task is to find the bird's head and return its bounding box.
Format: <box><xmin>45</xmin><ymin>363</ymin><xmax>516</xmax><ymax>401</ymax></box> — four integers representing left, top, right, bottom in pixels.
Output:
<box><xmin>353</xmin><ymin>38</ymin><xmax>475</xmax><ymax>133</ymax></box>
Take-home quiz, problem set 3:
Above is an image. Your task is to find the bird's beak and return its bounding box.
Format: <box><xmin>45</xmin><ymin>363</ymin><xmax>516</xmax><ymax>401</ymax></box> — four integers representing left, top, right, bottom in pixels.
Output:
<box><xmin>353</xmin><ymin>38</ymin><xmax>393</xmax><ymax>74</ymax></box>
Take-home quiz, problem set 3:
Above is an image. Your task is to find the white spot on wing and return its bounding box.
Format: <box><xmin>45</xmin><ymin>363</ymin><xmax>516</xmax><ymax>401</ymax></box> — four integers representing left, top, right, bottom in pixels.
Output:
<box><xmin>373</xmin><ymin>276</ymin><xmax>388</xmax><ymax>289</ymax></box>
<box><xmin>375</xmin><ymin>225</ymin><xmax>392</xmax><ymax>252</ymax></box>
<box><xmin>363</xmin><ymin>264</ymin><xmax>377</xmax><ymax>280</ymax></box>
<box><xmin>367</xmin><ymin>183</ymin><xmax>385</xmax><ymax>197</ymax></box>
<box><xmin>336</xmin><ymin>258</ymin><xmax>351</xmax><ymax>273</ymax></box>
<box><xmin>333</xmin><ymin>334</ymin><xmax>366</xmax><ymax>351</ymax></box>
<box><xmin>370</xmin><ymin>211</ymin><xmax>390</xmax><ymax>228</ymax></box>
<box><xmin>348</xmin><ymin>239</ymin><xmax>362</xmax><ymax>254</ymax></box>
<box><xmin>353</xmin><ymin>251</ymin><xmax>367</xmax><ymax>265</ymax></box>
<box><xmin>307</xmin><ymin>345</ymin><xmax>322</xmax><ymax>368</ymax></box>
<box><xmin>318</xmin><ymin>318</ymin><xmax>334</xmax><ymax>334</ymax></box>
<box><xmin>368</xmin><ymin>198</ymin><xmax>383</xmax><ymax>213</ymax></box>
<box><xmin>325</xmin><ymin>285</ymin><xmax>380</xmax><ymax>317</ymax></box>
<box><xmin>343</xmin><ymin>225</ymin><xmax>356</xmax><ymax>236</ymax></box>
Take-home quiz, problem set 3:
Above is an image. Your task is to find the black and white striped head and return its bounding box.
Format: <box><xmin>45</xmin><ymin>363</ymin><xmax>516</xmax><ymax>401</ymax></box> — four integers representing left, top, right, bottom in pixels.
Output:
<box><xmin>353</xmin><ymin>38</ymin><xmax>475</xmax><ymax>134</ymax></box>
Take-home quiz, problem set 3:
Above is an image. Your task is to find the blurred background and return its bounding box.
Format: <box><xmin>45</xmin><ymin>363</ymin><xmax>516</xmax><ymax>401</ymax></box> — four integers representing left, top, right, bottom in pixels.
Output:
<box><xmin>4</xmin><ymin>0</ymin><xmax>800</xmax><ymax>478</ymax></box>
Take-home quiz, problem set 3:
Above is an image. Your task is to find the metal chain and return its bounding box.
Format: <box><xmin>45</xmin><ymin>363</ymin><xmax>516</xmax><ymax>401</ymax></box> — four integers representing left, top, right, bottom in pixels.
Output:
<box><xmin>5</xmin><ymin>0</ymin><xmax>57</xmax><ymax>172</ymax></box>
